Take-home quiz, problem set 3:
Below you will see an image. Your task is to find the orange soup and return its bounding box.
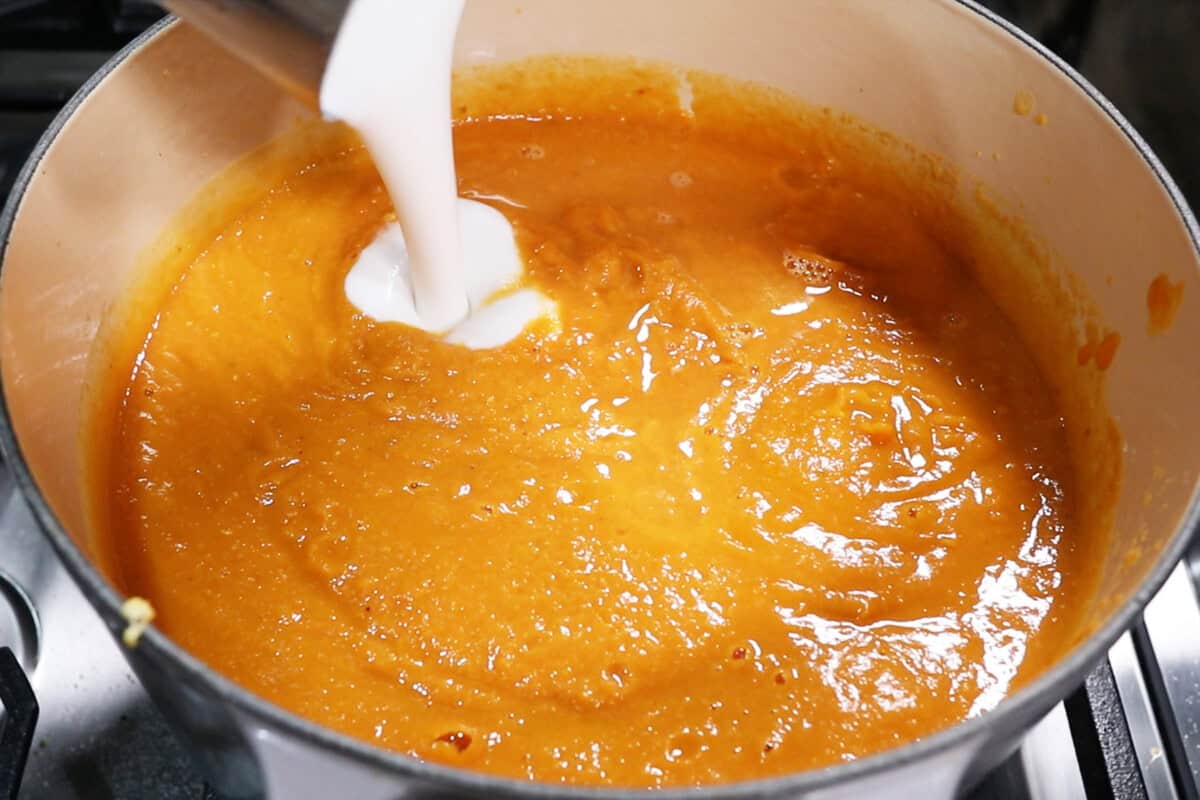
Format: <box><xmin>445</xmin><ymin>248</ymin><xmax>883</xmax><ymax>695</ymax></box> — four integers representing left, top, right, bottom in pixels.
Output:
<box><xmin>89</xmin><ymin>64</ymin><xmax>1103</xmax><ymax>787</ymax></box>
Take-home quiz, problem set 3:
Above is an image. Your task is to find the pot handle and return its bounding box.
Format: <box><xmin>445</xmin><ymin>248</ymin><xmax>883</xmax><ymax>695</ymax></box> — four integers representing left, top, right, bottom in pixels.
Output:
<box><xmin>0</xmin><ymin>646</ymin><xmax>38</xmax><ymax>800</ymax></box>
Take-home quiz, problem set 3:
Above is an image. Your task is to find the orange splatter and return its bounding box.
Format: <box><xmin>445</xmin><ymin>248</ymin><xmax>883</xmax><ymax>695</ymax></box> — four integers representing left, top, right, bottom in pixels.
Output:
<box><xmin>1078</xmin><ymin>328</ymin><xmax>1121</xmax><ymax>370</ymax></box>
<box><xmin>1013</xmin><ymin>89</ymin><xmax>1035</xmax><ymax>116</ymax></box>
<box><xmin>1076</xmin><ymin>340</ymin><xmax>1094</xmax><ymax>366</ymax></box>
<box><xmin>1147</xmin><ymin>273</ymin><xmax>1184</xmax><ymax>335</ymax></box>
<box><xmin>1095</xmin><ymin>332</ymin><xmax>1121</xmax><ymax>370</ymax></box>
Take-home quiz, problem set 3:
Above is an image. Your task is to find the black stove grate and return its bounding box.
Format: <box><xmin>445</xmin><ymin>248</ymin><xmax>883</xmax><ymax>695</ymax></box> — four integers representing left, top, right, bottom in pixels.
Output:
<box><xmin>1066</xmin><ymin>660</ymin><xmax>1149</xmax><ymax>800</ymax></box>
<box><xmin>0</xmin><ymin>1</ymin><xmax>161</xmax><ymax>48</ymax></box>
<box><xmin>0</xmin><ymin>646</ymin><xmax>38</xmax><ymax>800</ymax></box>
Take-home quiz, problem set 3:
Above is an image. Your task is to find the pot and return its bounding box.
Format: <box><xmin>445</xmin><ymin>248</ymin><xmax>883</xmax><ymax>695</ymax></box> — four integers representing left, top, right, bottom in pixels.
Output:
<box><xmin>1</xmin><ymin>2</ymin><xmax>1198</xmax><ymax>798</ymax></box>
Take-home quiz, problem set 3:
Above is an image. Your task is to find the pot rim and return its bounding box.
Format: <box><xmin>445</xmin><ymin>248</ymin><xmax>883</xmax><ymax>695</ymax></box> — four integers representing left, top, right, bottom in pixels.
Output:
<box><xmin>1</xmin><ymin>2</ymin><xmax>1198</xmax><ymax>798</ymax></box>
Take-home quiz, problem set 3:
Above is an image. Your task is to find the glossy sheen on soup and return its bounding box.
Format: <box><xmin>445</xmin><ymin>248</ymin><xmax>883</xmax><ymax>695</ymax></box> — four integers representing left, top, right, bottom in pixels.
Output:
<box><xmin>89</xmin><ymin>64</ymin><xmax>1101</xmax><ymax>787</ymax></box>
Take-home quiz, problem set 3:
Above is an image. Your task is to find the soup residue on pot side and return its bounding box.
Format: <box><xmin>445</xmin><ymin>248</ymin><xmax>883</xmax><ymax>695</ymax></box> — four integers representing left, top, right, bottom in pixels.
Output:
<box><xmin>84</xmin><ymin>59</ymin><xmax>1119</xmax><ymax>788</ymax></box>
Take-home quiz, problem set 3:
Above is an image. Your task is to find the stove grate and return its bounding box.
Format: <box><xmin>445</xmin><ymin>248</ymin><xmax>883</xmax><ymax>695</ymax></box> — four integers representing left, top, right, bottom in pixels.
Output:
<box><xmin>0</xmin><ymin>647</ymin><xmax>38</xmax><ymax>800</ymax></box>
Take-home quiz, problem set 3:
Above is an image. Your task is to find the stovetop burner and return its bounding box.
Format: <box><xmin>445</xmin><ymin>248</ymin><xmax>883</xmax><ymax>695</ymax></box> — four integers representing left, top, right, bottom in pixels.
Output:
<box><xmin>1</xmin><ymin>2</ymin><xmax>1199</xmax><ymax>798</ymax></box>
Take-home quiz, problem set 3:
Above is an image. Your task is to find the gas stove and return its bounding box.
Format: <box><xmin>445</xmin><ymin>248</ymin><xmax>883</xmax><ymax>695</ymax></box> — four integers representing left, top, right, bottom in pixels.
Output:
<box><xmin>1</xmin><ymin>2</ymin><xmax>1199</xmax><ymax>798</ymax></box>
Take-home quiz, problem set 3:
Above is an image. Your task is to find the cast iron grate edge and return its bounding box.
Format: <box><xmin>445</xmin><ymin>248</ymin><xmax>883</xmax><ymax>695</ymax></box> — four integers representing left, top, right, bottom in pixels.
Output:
<box><xmin>0</xmin><ymin>645</ymin><xmax>38</xmax><ymax>800</ymax></box>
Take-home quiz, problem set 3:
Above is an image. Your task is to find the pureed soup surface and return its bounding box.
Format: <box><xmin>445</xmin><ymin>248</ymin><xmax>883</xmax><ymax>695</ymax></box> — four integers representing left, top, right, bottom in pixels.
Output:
<box><xmin>90</xmin><ymin>63</ymin><xmax>1104</xmax><ymax>787</ymax></box>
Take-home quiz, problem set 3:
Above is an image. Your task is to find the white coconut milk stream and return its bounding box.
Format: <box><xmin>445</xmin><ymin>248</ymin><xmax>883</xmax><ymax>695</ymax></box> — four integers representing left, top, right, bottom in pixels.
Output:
<box><xmin>320</xmin><ymin>0</ymin><xmax>553</xmax><ymax>347</ymax></box>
